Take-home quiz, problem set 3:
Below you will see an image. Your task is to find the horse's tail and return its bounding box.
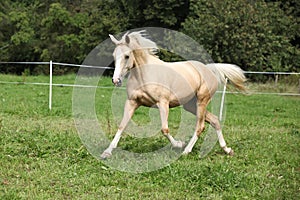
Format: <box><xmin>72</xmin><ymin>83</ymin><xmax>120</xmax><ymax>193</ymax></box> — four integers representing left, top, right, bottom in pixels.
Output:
<box><xmin>206</xmin><ymin>63</ymin><xmax>247</xmax><ymax>91</ymax></box>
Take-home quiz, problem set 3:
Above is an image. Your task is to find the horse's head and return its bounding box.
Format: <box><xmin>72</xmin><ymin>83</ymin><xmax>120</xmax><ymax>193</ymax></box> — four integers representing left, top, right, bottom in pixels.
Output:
<box><xmin>109</xmin><ymin>33</ymin><xmax>135</xmax><ymax>87</ymax></box>
<box><xmin>109</xmin><ymin>31</ymin><xmax>159</xmax><ymax>87</ymax></box>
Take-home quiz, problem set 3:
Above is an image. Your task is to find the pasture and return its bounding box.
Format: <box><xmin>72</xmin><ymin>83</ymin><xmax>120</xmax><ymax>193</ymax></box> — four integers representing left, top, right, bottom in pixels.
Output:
<box><xmin>0</xmin><ymin>74</ymin><xmax>299</xmax><ymax>199</ymax></box>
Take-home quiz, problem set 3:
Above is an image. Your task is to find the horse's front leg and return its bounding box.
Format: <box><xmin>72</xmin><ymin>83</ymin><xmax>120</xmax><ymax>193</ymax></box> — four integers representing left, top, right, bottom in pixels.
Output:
<box><xmin>157</xmin><ymin>100</ymin><xmax>185</xmax><ymax>148</ymax></box>
<box><xmin>101</xmin><ymin>99</ymin><xmax>139</xmax><ymax>159</ymax></box>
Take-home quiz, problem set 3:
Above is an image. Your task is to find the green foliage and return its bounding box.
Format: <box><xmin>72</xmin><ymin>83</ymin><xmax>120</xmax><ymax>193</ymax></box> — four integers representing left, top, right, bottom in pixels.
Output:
<box><xmin>39</xmin><ymin>3</ymin><xmax>83</xmax><ymax>64</ymax></box>
<box><xmin>0</xmin><ymin>0</ymin><xmax>299</xmax><ymax>76</ymax></box>
<box><xmin>9</xmin><ymin>11</ymin><xmax>34</xmax><ymax>45</ymax></box>
<box><xmin>115</xmin><ymin>0</ymin><xmax>189</xmax><ymax>29</ymax></box>
<box><xmin>142</xmin><ymin>0</ymin><xmax>189</xmax><ymax>28</ymax></box>
<box><xmin>79</xmin><ymin>0</ymin><xmax>129</xmax><ymax>50</ymax></box>
<box><xmin>182</xmin><ymin>0</ymin><xmax>299</xmax><ymax>80</ymax></box>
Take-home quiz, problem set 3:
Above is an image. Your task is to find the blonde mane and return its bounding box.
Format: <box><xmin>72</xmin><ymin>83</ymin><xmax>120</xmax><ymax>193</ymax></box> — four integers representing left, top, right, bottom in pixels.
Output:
<box><xmin>126</xmin><ymin>31</ymin><xmax>159</xmax><ymax>56</ymax></box>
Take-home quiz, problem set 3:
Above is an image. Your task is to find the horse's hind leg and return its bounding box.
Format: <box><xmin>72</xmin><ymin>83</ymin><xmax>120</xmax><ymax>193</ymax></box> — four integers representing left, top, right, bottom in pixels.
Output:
<box><xmin>205</xmin><ymin>111</ymin><xmax>234</xmax><ymax>155</ymax></box>
<box><xmin>183</xmin><ymin>97</ymin><xmax>234</xmax><ymax>155</ymax></box>
<box><xmin>183</xmin><ymin>95</ymin><xmax>209</xmax><ymax>154</ymax></box>
<box><xmin>157</xmin><ymin>100</ymin><xmax>185</xmax><ymax>148</ymax></box>
<box><xmin>101</xmin><ymin>99</ymin><xmax>139</xmax><ymax>159</ymax></box>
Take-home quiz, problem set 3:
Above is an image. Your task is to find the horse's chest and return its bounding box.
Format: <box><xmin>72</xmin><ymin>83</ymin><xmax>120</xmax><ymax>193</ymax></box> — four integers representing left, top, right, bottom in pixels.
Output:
<box><xmin>127</xmin><ymin>88</ymin><xmax>160</xmax><ymax>107</ymax></box>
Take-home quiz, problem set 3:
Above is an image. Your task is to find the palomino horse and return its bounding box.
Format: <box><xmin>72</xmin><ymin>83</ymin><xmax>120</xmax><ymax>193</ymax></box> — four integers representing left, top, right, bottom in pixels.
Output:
<box><xmin>100</xmin><ymin>31</ymin><xmax>246</xmax><ymax>159</ymax></box>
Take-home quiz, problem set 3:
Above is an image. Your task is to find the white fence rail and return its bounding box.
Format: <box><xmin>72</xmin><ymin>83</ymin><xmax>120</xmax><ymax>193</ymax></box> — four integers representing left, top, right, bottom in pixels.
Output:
<box><xmin>0</xmin><ymin>61</ymin><xmax>299</xmax><ymax>110</ymax></box>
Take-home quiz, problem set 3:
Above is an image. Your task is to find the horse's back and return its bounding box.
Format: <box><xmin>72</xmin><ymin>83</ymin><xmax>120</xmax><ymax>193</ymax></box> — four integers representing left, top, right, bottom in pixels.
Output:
<box><xmin>167</xmin><ymin>60</ymin><xmax>219</xmax><ymax>95</ymax></box>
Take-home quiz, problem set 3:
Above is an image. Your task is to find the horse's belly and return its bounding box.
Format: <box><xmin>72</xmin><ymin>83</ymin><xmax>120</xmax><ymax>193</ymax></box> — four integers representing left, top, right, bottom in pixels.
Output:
<box><xmin>127</xmin><ymin>84</ymin><xmax>195</xmax><ymax>107</ymax></box>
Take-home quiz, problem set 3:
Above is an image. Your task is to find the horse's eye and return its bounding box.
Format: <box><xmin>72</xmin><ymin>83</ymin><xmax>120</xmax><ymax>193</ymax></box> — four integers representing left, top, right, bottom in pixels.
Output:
<box><xmin>124</xmin><ymin>55</ymin><xmax>129</xmax><ymax>60</ymax></box>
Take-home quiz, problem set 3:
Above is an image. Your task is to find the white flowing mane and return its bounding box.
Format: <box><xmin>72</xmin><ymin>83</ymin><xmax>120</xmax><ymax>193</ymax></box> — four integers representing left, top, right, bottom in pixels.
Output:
<box><xmin>127</xmin><ymin>31</ymin><xmax>159</xmax><ymax>55</ymax></box>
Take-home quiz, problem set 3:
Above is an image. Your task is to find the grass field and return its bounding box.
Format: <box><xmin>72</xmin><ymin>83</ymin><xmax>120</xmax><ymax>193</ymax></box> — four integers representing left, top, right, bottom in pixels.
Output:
<box><xmin>0</xmin><ymin>74</ymin><xmax>299</xmax><ymax>199</ymax></box>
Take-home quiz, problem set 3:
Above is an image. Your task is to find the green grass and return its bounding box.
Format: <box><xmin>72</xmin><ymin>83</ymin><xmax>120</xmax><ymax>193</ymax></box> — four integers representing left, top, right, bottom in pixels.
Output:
<box><xmin>0</xmin><ymin>74</ymin><xmax>299</xmax><ymax>199</ymax></box>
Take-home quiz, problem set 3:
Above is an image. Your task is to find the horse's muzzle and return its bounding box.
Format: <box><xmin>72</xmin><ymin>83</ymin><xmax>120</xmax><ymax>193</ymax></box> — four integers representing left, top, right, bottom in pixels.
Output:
<box><xmin>112</xmin><ymin>78</ymin><xmax>122</xmax><ymax>87</ymax></box>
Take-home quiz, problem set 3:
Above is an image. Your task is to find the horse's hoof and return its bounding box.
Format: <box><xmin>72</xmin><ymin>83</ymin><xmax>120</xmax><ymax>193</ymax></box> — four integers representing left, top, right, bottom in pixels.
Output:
<box><xmin>223</xmin><ymin>146</ymin><xmax>234</xmax><ymax>156</ymax></box>
<box><xmin>228</xmin><ymin>149</ymin><xmax>234</xmax><ymax>156</ymax></box>
<box><xmin>182</xmin><ymin>150</ymin><xmax>191</xmax><ymax>155</ymax></box>
<box><xmin>180</xmin><ymin>141</ymin><xmax>187</xmax><ymax>148</ymax></box>
<box><xmin>177</xmin><ymin>141</ymin><xmax>186</xmax><ymax>149</ymax></box>
<box><xmin>100</xmin><ymin>152</ymin><xmax>112</xmax><ymax>160</ymax></box>
<box><xmin>171</xmin><ymin>141</ymin><xmax>186</xmax><ymax>149</ymax></box>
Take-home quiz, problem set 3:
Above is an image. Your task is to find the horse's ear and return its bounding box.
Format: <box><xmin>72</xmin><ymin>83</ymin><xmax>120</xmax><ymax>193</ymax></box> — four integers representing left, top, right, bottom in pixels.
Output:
<box><xmin>125</xmin><ymin>35</ymin><xmax>130</xmax><ymax>44</ymax></box>
<box><xmin>109</xmin><ymin>34</ymin><xmax>120</xmax><ymax>45</ymax></box>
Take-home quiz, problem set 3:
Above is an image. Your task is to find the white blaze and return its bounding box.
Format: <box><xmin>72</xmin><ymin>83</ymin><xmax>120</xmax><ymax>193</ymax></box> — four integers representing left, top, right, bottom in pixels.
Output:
<box><xmin>113</xmin><ymin>47</ymin><xmax>123</xmax><ymax>83</ymax></box>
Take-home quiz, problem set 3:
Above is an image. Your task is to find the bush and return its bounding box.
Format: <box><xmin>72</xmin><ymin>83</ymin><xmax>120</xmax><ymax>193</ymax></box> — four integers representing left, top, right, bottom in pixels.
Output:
<box><xmin>182</xmin><ymin>0</ymin><xmax>300</xmax><ymax>81</ymax></box>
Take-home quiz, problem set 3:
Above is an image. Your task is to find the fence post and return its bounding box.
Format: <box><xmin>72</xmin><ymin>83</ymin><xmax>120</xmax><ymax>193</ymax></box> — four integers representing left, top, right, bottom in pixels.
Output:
<box><xmin>299</xmin><ymin>79</ymin><xmax>300</xmax><ymax>94</ymax></box>
<box><xmin>275</xmin><ymin>74</ymin><xmax>279</xmax><ymax>86</ymax></box>
<box><xmin>219</xmin><ymin>78</ymin><xmax>228</xmax><ymax>121</ymax></box>
<box><xmin>49</xmin><ymin>60</ymin><xmax>53</xmax><ymax>110</ymax></box>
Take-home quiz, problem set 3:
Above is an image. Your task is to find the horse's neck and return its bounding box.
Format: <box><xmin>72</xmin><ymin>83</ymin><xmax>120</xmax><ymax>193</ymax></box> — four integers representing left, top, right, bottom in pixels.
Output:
<box><xmin>132</xmin><ymin>49</ymin><xmax>148</xmax><ymax>67</ymax></box>
<box><xmin>129</xmin><ymin>51</ymin><xmax>162</xmax><ymax>84</ymax></box>
<box><xmin>133</xmin><ymin>50</ymin><xmax>163</xmax><ymax>67</ymax></box>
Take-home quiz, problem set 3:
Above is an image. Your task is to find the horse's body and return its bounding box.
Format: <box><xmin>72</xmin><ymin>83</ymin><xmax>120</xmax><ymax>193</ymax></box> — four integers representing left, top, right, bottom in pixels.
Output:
<box><xmin>101</xmin><ymin>31</ymin><xmax>246</xmax><ymax>159</ymax></box>
<box><xmin>127</xmin><ymin>59</ymin><xmax>213</xmax><ymax>108</ymax></box>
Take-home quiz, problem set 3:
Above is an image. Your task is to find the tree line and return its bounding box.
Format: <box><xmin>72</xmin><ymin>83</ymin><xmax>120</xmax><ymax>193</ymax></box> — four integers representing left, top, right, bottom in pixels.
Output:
<box><xmin>0</xmin><ymin>0</ymin><xmax>299</xmax><ymax>76</ymax></box>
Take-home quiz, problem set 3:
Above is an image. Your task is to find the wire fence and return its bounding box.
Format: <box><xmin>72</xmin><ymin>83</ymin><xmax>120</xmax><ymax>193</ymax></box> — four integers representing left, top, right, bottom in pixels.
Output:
<box><xmin>0</xmin><ymin>61</ymin><xmax>299</xmax><ymax>110</ymax></box>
